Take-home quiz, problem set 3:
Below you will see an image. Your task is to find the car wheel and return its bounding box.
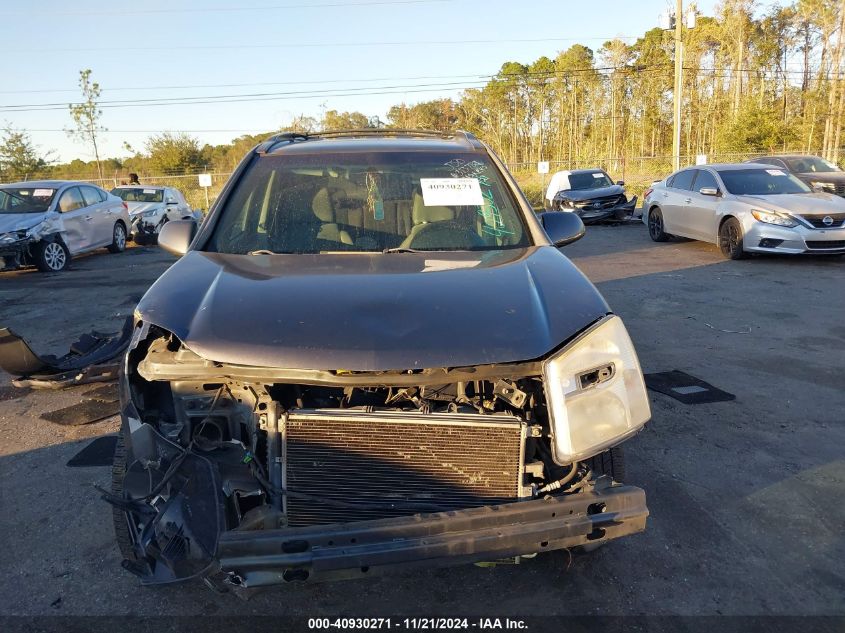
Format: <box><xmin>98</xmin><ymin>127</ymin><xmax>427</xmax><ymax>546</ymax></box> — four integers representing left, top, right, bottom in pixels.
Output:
<box><xmin>111</xmin><ymin>433</ymin><xmax>140</xmax><ymax>562</ymax></box>
<box><xmin>35</xmin><ymin>240</ymin><xmax>70</xmax><ymax>272</ymax></box>
<box><xmin>718</xmin><ymin>217</ymin><xmax>747</xmax><ymax>260</ymax></box>
<box><xmin>648</xmin><ymin>208</ymin><xmax>670</xmax><ymax>242</ymax></box>
<box><xmin>108</xmin><ymin>222</ymin><xmax>127</xmax><ymax>253</ymax></box>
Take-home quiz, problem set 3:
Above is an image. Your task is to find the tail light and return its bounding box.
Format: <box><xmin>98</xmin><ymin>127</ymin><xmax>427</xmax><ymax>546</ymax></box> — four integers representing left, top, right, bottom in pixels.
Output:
<box><xmin>122</xmin><ymin>201</ymin><xmax>128</xmax><ymax>211</ymax></box>
<box><xmin>643</xmin><ymin>188</ymin><xmax>653</xmax><ymax>199</ymax></box>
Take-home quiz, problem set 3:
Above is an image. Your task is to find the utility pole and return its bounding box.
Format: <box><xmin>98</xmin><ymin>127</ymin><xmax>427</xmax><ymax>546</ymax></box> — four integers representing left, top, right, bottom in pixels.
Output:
<box><xmin>672</xmin><ymin>0</ymin><xmax>684</xmax><ymax>173</ymax></box>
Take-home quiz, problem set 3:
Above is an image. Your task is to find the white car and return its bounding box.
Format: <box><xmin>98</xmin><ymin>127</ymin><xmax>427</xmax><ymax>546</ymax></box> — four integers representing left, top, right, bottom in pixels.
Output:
<box><xmin>111</xmin><ymin>185</ymin><xmax>193</xmax><ymax>243</ymax></box>
<box><xmin>642</xmin><ymin>163</ymin><xmax>845</xmax><ymax>259</ymax></box>
<box><xmin>0</xmin><ymin>180</ymin><xmax>130</xmax><ymax>272</ymax></box>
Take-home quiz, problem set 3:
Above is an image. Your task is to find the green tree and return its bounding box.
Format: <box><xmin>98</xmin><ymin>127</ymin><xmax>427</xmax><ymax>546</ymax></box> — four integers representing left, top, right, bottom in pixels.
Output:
<box><xmin>322</xmin><ymin>110</ymin><xmax>371</xmax><ymax>131</ymax></box>
<box><xmin>68</xmin><ymin>69</ymin><xmax>105</xmax><ymax>180</ymax></box>
<box><xmin>0</xmin><ymin>127</ymin><xmax>52</xmax><ymax>181</ymax></box>
<box><xmin>145</xmin><ymin>132</ymin><xmax>204</xmax><ymax>174</ymax></box>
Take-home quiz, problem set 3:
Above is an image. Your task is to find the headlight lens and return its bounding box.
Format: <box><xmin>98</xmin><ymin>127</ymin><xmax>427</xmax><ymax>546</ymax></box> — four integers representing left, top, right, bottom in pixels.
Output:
<box><xmin>142</xmin><ymin>208</ymin><xmax>161</xmax><ymax>218</ymax></box>
<box><xmin>810</xmin><ymin>181</ymin><xmax>836</xmax><ymax>191</ymax></box>
<box><xmin>750</xmin><ymin>209</ymin><xmax>797</xmax><ymax>227</ymax></box>
<box><xmin>542</xmin><ymin>315</ymin><xmax>651</xmax><ymax>464</ymax></box>
<box><xmin>0</xmin><ymin>230</ymin><xmax>27</xmax><ymax>245</ymax></box>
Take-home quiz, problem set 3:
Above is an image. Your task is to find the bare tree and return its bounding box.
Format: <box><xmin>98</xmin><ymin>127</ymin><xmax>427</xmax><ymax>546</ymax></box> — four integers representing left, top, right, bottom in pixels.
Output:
<box><xmin>68</xmin><ymin>69</ymin><xmax>105</xmax><ymax>180</ymax></box>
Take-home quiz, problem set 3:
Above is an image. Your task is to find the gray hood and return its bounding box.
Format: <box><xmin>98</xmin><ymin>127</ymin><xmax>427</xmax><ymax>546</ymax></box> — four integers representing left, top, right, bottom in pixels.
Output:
<box><xmin>136</xmin><ymin>247</ymin><xmax>610</xmax><ymax>371</ymax></box>
<box><xmin>127</xmin><ymin>202</ymin><xmax>165</xmax><ymax>216</ymax></box>
<box><xmin>735</xmin><ymin>192</ymin><xmax>845</xmax><ymax>216</ymax></box>
<box><xmin>0</xmin><ymin>212</ymin><xmax>51</xmax><ymax>235</ymax></box>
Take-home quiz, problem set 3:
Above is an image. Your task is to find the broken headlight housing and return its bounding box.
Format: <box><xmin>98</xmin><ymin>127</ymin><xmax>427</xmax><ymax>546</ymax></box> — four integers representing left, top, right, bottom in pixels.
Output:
<box><xmin>542</xmin><ymin>315</ymin><xmax>651</xmax><ymax>464</ymax></box>
<box><xmin>0</xmin><ymin>230</ymin><xmax>28</xmax><ymax>245</ymax></box>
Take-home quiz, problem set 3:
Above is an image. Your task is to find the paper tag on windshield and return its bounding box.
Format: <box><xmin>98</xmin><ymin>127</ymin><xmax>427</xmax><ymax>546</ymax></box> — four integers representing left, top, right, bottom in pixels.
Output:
<box><xmin>420</xmin><ymin>178</ymin><xmax>483</xmax><ymax>206</ymax></box>
<box><xmin>766</xmin><ymin>169</ymin><xmax>786</xmax><ymax>176</ymax></box>
<box><xmin>32</xmin><ymin>189</ymin><xmax>54</xmax><ymax>197</ymax></box>
<box><xmin>592</xmin><ymin>173</ymin><xmax>604</xmax><ymax>178</ymax></box>
<box><xmin>143</xmin><ymin>188</ymin><xmax>157</xmax><ymax>194</ymax></box>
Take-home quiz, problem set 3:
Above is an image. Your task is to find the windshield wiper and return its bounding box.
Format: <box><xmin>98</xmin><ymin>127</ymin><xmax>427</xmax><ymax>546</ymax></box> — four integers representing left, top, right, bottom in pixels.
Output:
<box><xmin>382</xmin><ymin>247</ymin><xmax>427</xmax><ymax>254</ymax></box>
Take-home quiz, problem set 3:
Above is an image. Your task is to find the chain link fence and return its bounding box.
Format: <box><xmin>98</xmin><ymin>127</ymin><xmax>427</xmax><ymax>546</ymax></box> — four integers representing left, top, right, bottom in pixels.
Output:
<box><xmin>5</xmin><ymin>150</ymin><xmax>836</xmax><ymax>212</ymax></box>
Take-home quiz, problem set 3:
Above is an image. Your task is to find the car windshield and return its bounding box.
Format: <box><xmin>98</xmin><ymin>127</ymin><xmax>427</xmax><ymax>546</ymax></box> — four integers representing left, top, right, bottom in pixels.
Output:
<box><xmin>0</xmin><ymin>187</ymin><xmax>57</xmax><ymax>214</ymax></box>
<box><xmin>207</xmin><ymin>151</ymin><xmax>531</xmax><ymax>254</ymax></box>
<box><xmin>565</xmin><ymin>172</ymin><xmax>613</xmax><ymax>191</ymax></box>
<box><xmin>784</xmin><ymin>156</ymin><xmax>841</xmax><ymax>173</ymax></box>
<box><xmin>112</xmin><ymin>187</ymin><xmax>164</xmax><ymax>203</ymax></box>
<box><xmin>717</xmin><ymin>168</ymin><xmax>811</xmax><ymax>195</ymax></box>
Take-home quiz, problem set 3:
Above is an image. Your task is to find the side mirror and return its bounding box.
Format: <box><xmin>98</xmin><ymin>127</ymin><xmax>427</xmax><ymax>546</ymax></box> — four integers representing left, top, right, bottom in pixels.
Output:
<box><xmin>699</xmin><ymin>187</ymin><xmax>719</xmax><ymax>196</ymax></box>
<box><xmin>616</xmin><ymin>180</ymin><xmax>625</xmax><ymax>186</ymax></box>
<box><xmin>158</xmin><ymin>219</ymin><xmax>196</xmax><ymax>256</ymax></box>
<box><xmin>539</xmin><ymin>211</ymin><xmax>585</xmax><ymax>247</ymax></box>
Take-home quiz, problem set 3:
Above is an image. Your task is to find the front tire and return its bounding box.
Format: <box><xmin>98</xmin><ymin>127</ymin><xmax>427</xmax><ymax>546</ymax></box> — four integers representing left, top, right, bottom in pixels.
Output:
<box><xmin>718</xmin><ymin>217</ymin><xmax>747</xmax><ymax>260</ymax></box>
<box><xmin>648</xmin><ymin>208</ymin><xmax>670</xmax><ymax>242</ymax></box>
<box><xmin>35</xmin><ymin>240</ymin><xmax>70</xmax><ymax>272</ymax></box>
<box><xmin>108</xmin><ymin>222</ymin><xmax>127</xmax><ymax>253</ymax></box>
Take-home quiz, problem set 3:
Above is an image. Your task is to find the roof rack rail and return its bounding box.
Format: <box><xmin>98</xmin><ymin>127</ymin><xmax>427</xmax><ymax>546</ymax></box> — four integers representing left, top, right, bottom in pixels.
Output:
<box><xmin>256</xmin><ymin>128</ymin><xmax>480</xmax><ymax>154</ymax></box>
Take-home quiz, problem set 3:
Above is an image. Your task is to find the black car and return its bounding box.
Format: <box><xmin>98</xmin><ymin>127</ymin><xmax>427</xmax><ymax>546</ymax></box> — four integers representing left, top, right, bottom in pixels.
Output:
<box><xmin>545</xmin><ymin>168</ymin><xmax>637</xmax><ymax>223</ymax></box>
<box><xmin>747</xmin><ymin>155</ymin><xmax>845</xmax><ymax>197</ymax></box>
<box><xmin>111</xmin><ymin>130</ymin><xmax>651</xmax><ymax>592</ymax></box>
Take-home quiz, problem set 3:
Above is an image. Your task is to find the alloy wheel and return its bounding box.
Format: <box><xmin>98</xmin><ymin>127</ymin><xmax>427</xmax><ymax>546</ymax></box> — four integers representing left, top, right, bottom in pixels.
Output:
<box><xmin>43</xmin><ymin>242</ymin><xmax>66</xmax><ymax>271</ymax></box>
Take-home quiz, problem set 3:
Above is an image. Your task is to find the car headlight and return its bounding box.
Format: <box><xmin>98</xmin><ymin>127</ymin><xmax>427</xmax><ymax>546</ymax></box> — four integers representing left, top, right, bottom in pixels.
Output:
<box><xmin>542</xmin><ymin>315</ymin><xmax>651</xmax><ymax>465</ymax></box>
<box><xmin>142</xmin><ymin>208</ymin><xmax>161</xmax><ymax>218</ymax></box>
<box><xmin>555</xmin><ymin>198</ymin><xmax>573</xmax><ymax>209</ymax></box>
<box><xmin>0</xmin><ymin>230</ymin><xmax>28</xmax><ymax>245</ymax></box>
<box><xmin>750</xmin><ymin>209</ymin><xmax>797</xmax><ymax>227</ymax></box>
<box><xmin>810</xmin><ymin>181</ymin><xmax>836</xmax><ymax>191</ymax></box>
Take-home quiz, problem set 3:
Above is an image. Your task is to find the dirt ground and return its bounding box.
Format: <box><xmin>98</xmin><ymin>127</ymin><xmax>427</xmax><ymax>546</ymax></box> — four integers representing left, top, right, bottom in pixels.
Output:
<box><xmin>0</xmin><ymin>229</ymin><xmax>843</xmax><ymax>620</ymax></box>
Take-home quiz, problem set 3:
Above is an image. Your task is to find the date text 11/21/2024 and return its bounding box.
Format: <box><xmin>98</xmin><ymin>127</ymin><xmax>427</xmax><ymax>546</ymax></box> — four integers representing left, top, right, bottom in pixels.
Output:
<box><xmin>307</xmin><ymin>617</ymin><xmax>529</xmax><ymax>629</ymax></box>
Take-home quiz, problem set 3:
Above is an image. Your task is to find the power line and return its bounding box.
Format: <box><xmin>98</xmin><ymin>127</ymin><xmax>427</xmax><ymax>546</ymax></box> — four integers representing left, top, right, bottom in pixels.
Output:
<box><xmin>3</xmin><ymin>35</ymin><xmax>640</xmax><ymax>54</ymax></box>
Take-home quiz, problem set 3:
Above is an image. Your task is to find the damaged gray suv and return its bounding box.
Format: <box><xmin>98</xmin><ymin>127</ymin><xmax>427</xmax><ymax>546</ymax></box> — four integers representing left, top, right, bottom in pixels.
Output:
<box><xmin>112</xmin><ymin>130</ymin><xmax>651</xmax><ymax>592</ymax></box>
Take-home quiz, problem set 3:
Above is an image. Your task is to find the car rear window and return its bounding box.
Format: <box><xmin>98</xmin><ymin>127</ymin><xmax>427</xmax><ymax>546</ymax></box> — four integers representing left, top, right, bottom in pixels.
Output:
<box><xmin>206</xmin><ymin>151</ymin><xmax>531</xmax><ymax>254</ymax></box>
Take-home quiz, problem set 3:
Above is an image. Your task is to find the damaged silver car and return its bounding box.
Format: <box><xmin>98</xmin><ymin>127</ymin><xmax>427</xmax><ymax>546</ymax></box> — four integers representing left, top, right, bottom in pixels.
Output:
<box><xmin>0</xmin><ymin>180</ymin><xmax>130</xmax><ymax>272</ymax></box>
<box><xmin>111</xmin><ymin>130</ymin><xmax>651</xmax><ymax>593</ymax></box>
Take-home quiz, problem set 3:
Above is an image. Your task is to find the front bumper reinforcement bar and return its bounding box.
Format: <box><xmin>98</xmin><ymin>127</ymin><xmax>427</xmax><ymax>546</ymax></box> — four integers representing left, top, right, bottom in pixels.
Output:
<box><xmin>216</xmin><ymin>484</ymin><xmax>647</xmax><ymax>587</ymax></box>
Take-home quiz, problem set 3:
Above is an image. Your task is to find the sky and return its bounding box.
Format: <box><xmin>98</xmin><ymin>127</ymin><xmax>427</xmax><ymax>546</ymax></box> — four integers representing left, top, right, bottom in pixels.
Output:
<box><xmin>0</xmin><ymin>0</ymin><xmax>781</xmax><ymax>163</ymax></box>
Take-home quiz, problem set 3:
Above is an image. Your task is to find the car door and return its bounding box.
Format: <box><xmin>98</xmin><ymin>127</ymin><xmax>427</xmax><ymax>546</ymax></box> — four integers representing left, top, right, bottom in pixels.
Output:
<box><xmin>164</xmin><ymin>188</ymin><xmax>188</xmax><ymax>220</ymax></box>
<box><xmin>662</xmin><ymin>169</ymin><xmax>697</xmax><ymax>237</ymax></box>
<box><xmin>55</xmin><ymin>187</ymin><xmax>91</xmax><ymax>254</ymax></box>
<box><xmin>683</xmin><ymin>169</ymin><xmax>721</xmax><ymax>242</ymax></box>
<box><xmin>80</xmin><ymin>185</ymin><xmax>112</xmax><ymax>246</ymax></box>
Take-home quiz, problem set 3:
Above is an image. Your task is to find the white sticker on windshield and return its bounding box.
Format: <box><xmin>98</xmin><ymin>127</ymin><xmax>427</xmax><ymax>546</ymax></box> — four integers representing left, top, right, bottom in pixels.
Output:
<box><xmin>420</xmin><ymin>178</ymin><xmax>483</xmax><ymax>206</ymax></box>
<box><xmin>143</xmin><ymin>188</ymin><xmax>157</xmax><ymax>194</ymax></box>
<box><xmin>32</xmin><ymin>189</ymin><xmax>54</xmax><ymax>197</ymax></box>
<box><xmin>592</xmin><ymin>172</ymin><xmax>604</xmax><ymax>178</ymax></box>
<box><xmin>766</xmin><ymin>169</ymin><xmax>786</xmax><ymax>176</ymax></box>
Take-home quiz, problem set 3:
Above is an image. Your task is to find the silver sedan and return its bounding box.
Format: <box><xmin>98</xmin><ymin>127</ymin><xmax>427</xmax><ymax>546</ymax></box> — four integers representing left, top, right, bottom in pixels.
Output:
<box><xmin>0</xmin><ymin>180</ymin><xmax>130</xmax><ymax>272</ymax></box>
<box><xmin>642</xmin><ymin>163</ymin><xmax>845</xmax><ymax>258</ymax></box>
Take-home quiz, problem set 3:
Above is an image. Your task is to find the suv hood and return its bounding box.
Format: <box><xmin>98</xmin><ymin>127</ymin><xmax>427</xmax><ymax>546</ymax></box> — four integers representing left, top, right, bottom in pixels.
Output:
<box><xmin>796</xmin><ymin>171</ymin><xmax>845</xmax><ymax>183</ymax></box>
<box><xmin>735</xmin><ymin>192</ymin><xmax>845</xmax><ymax>215</ymax></box>
<box><xmin>555</xmin><ymin>184</ymin><xmax>624</xmax><ymax>202</ymax></box>
<box><xmin>0</xmin><ymin>212</ymin><xmax>50</xmax><ymax>235</ymax></box>
<box><xmin>136</xmin><ymin>247</ymin><xmax>609</xmax><ymax>371</ymax></box>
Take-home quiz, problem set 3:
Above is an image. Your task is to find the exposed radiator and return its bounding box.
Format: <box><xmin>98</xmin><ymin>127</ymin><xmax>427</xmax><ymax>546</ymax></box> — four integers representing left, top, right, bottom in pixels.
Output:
<box><xmin>282</xmin><ymin>410</ymin><xmax>526</xmax><ymax>526</ymax></box>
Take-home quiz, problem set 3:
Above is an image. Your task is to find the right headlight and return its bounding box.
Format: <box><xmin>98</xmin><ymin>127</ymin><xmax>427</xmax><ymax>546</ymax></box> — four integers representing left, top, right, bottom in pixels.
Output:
<box><xmin>542</xmin><ymin>315</ymin><xmax>651</xmax><ymax>465</ymax></box>
<box><xmin>750</xmin><ymin>209</ymin><xmax>797</xmax><ymax>227</ymax></box>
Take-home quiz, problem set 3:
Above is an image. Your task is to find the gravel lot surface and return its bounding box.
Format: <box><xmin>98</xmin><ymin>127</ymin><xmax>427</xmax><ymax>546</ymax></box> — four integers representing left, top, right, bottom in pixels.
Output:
<box><xmin>0</xmin><ymin>229</ymin><xmax>842</xmax><ymax>619</ymax></box>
